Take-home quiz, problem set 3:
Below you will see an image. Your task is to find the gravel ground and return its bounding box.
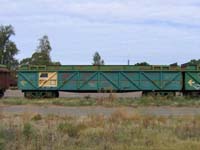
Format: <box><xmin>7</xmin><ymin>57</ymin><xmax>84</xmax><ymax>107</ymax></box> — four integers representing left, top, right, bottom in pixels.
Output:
<box><xmin>4</xmin><ymin>90</ymin><xmax>142</xmax><ymax>98</ymax></box>
<box><xmin>3</xmin><ymin>90</ymin><xmax>200</xmax><ymax>117</ymax></box>
<box><xmin>1</xmin><ymin>105</ymin><xmax>200</xmax><ymax>117</ymax></box>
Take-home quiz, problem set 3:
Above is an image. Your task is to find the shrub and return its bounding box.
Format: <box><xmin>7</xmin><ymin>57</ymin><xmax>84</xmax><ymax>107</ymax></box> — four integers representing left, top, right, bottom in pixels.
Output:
<box><xmin>58</xmin><ymin>122</ymin><xmax>80</xmax><ymax>138</ymax></box>
<box><xmin>23</xmin><ymin>122</ymin><xmax>35</xmax><ymax>139</ymax></box>
<box><xmin>175</xmin><ymin>122</ymin><xmax>200</xmax><ymax>140</ymax></box>
<box><xmin>31</xmin><ymin>114</ymin><xmax>42</xmax><ymax>121</ymax></box>
<box><xmin>80</xmin><ymin>127</ymin><xmax>104</xmax><ymax>146</ymax></box>
<box><xmin>108</xmin><ymin>93</ymin><xmax>117</xmax><ymax>102</ymax></box>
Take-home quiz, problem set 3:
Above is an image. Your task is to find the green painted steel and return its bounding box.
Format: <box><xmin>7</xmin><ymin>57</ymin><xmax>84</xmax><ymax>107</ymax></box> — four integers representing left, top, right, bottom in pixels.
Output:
<box><xmin>18</xmin><ymin>65</ymin><xmax>182</xmax><ymax>92</ymax></box>
<box><xmin>182</xmin><ymin>65</ymin><xmax>200</xmax><ymax>91</ymax></box>
<box><xmin>183</xmin><ymin>65</ymin><xmax>200</xmax><ymax>71</ymax></box>
<box><xmin>57</xmin><ymin>71</ymin><xmax>182</xmax><ymax>91</ymax></box>
<box><xmin>18</xmin><ymin>71</ymin><xmax>39</xmax><ymax>90</ymax></box>
<box><xmin>185</xmin><ymin>72</ymin><xmax>200</xmax><ymax>90</ymax></box>
<box><xmin>19</xmin><ymin>65</ymin><xmax>181</xmax><ymax>71</ymax></box>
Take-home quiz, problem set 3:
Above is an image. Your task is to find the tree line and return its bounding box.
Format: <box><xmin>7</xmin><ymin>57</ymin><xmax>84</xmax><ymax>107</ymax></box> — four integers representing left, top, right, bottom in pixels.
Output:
<box><xmin>0</xmin><ymin>24</ymin><xmax>200</xmax><ymax>70</ymax></box>
<box><xmin>0</xmin><ymin>25</ymin><xmax>61</xmax><ymax>70</ymax></box>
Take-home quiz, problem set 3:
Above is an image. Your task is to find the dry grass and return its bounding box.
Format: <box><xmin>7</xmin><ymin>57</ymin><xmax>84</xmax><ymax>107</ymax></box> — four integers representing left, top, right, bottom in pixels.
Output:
<box><xmin>2</xmin><ymin>95</ymin><xmax>200</xmax><ymax>107</ymax></box>
<box><xmin>0</xmin><ymin>111</ymin><xmax>200</xmax><ymax>150</ymax></box>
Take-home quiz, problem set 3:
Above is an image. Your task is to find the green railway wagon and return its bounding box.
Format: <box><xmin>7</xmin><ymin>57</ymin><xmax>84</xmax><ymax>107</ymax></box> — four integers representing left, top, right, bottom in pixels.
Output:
<box><xmin>183</xmin><ymin>65</ymin><xmax>200</xmax><ymax>96</ymax></box>
<box><xmin>18</xmin><ymin>65</ymin><xmax>182</xmax><ymax>98</ymax></box>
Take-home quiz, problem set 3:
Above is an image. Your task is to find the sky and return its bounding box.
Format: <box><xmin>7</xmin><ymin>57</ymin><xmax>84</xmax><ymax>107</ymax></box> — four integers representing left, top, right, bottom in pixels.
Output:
<box><xmin>1</xmin><ymin>0</ymin><xmax>200</xmax><ymax>65</ymax></box>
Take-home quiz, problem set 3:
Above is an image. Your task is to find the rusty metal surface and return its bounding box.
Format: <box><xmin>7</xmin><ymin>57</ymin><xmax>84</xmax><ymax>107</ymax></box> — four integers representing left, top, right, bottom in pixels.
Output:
<box><xmin>0</xmin><ymin>67</ymin><xmax>9</xmax><ymax>72</ymax></box>
<box><xmin>0</xmin><ymin>70</ymin><xmax>10</xmax><ymax>90</ymax></box>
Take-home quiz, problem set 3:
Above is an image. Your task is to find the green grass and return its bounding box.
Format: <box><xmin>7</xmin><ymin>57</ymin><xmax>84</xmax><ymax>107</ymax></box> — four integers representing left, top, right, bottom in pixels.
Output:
<box><xmin>1</xmin><ymin>95</ymin><xmax>200</xmax><ymax>107</ymax></box>
<box><xmin>0</xmin><ymin>111</ymin><xmax>200</xmax><ymax>149</ymax></box>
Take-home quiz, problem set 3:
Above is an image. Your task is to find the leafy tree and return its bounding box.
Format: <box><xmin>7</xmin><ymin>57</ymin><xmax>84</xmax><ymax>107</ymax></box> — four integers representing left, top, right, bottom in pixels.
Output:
<box><xmin>20</xmin><ymin>35</ymin><xmax>60</xmax><ymax>66</ymax></box>
<box><xmin>170</xmin><ymin>62</ymin><xmax>178</xmax><ymax>66</ymax></box>
<box><xmin>51</xmin><ymin>61</ymin><xmax>61</xmax><ymax>65</ymax></box>
<box><xmin>37</xmin><ymin>35</ymin><xmax>51</xmax><ymax>56</ymax></box>
<box><xmin>92</xmin><ymin>52</ymin><xmax>105</xmax><ymax>65</ymax></box>
<box><xmin>33</xmin><ymin>35</ymin><xmax>52</xmax><ymax>65</ymax></box>
<box><xmin>134</xmin><ymin>62</ymin><xmax>150</xmax><ymax>66</ymax></box>
<box><xmin>19</xmin><ymin>58</ymin><xmax>31</xmax><ymax>66</ymax></box>
<box><xmin>30</xmin><ymin>51</ymin><xmax>51</xmax><ymax>65</ymax></box>
<box><xmin>0</xmin><ymin>25</ymin><xmax>19</xmax><ymax>69</ymax></box>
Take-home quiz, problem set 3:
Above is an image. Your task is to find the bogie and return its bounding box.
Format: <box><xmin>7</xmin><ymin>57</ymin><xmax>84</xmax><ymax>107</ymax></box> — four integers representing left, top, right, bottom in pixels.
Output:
<box><xmin>142</xmin><ymin>91</ymin><xmax>176</xmax><ymax>97</ymax></box>
<box><xmin>24</xmin><ymin>91</ymin><xmax>59</xmax><ymax>99</ymax></box>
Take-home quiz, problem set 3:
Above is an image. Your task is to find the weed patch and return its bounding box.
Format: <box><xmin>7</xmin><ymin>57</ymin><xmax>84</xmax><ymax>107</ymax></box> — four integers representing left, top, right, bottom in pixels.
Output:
<box><xmin>1</xmin><ymin>96</ymin><xmax>200</xmax><ymax>107</ymax></box>
<box><xmin>0</xmin><ymin>113</ymin><xmax>200</xmax><ymax>149</ymax></box>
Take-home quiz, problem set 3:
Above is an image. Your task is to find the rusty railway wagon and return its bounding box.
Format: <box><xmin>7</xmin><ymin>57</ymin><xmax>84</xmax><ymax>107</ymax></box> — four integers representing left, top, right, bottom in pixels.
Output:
<box><xmin>0</xmin><ymin>65</ymin><xmax>10</xmax><ymax>98</ymax></box>
<box><xmin>17</xmin><ymin>64</ymin><xmax>200</xmax><ymax>98</ymax></box>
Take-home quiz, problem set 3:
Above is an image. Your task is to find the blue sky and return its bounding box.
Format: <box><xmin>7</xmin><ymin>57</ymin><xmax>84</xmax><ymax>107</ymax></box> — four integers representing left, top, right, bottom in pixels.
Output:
<box><xmin>1</xmin><ymin>0</ymin><xmax>200</xmax><ymax>65</ymax></box>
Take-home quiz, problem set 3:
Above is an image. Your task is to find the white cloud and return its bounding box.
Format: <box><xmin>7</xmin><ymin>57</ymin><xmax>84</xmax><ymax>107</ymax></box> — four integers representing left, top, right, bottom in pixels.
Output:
<box><xmin>1</xmin><ymin>0</ymin><xmax>200</xmax><ymax>26</ymax></box>
<box><xmin>1</xmin><ymin>0</ymin><xmax>200</xmax><ymax>64</ymax></box>
<box><xmin>62</xmin><ymin>1</ymin><xmax>200</xmax><ymax>26</ymax></box>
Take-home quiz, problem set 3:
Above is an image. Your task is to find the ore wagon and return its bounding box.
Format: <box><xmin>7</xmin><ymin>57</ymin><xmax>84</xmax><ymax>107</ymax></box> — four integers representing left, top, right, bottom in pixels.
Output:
<box><xmin>182</xmin><ymin>64</ymin><xmax>200</xmax><ymax>96</ymax></box>
<box><xmin>0</xmin><ymin>65</ymin><xmax>10</xmax><ymax>98</ymax></box>
<box><xmin>18</xmin><ymin>65</ymin><xmax>182</xmax><ymax>98</ymax></box>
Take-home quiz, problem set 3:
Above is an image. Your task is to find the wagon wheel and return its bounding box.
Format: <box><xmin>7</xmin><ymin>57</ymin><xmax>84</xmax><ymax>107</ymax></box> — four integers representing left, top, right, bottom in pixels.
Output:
<box><xmin>55</xmin><ymin>91</ymin><xmax>59</xmax><ymax>98</ymax></box>
<box><xmin>24</xmin><ymin>91</ymin><xmax>32</xmax><ymax>99</ymax></box>
<box><xmin>24</xmin><ymin>91</ymin><xmax>41</xmax><ymax>99</ymax></box>
<box><xmin>0</xmin><ymin>90</ymin><xmax>4</xmax><ymax>98</ymax></box>
<box><xmin>44</xmin><ymin>91</ymin><xmax>59</xmax><ymax>98</ymax></box>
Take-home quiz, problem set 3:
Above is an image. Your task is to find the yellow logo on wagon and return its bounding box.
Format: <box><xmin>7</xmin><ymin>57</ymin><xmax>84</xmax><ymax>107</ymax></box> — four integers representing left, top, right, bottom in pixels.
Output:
<box><xmin>39</xmin><ymin>72</ymin><xmax>58</xmax><ymax>87</ymax></box>
<box><xmin>21</xmin><ymin>80</ymin><xmax>27</xmax><ymax>86</ymax></box>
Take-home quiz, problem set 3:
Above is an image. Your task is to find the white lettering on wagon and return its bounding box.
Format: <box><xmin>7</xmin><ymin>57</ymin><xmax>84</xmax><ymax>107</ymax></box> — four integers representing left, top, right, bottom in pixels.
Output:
<box><xmin>188</xmin><ymin>80</ymin><xmax>200</xmax><ymax>90</ymax></box>
<box><xmin>21</xmin><ymin>80</ymin><xmax>27</xmax><ymax>86</ymax></box>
